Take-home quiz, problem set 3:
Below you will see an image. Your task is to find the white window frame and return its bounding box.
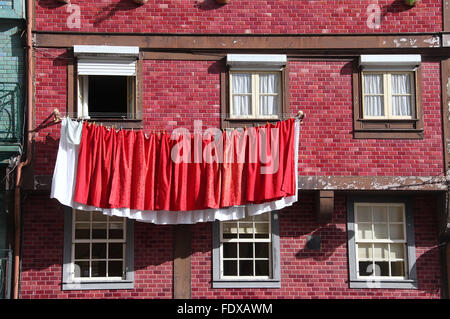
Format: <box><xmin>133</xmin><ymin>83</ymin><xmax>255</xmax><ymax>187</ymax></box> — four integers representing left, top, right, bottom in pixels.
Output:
<box><xmin>70</xmin><ymin>210</ymin><xmax>127</xmax><ymax>282</ymax></box>
<box><xmin>229</xmin><ymin>71</ymin><xmax>282</xmax><ymax>120</ymax></box>
<box><xmin>219</xmin><ymin>214</ymin><xmax>273</xmax><ymax>280</ymax></box>
<box><xmin>62</xmin><ymin>207</ymin><xmax>134</xmax><ymax>290</ymax></box>
<box><xmin>212</xmin><ymin>211</ymin><xmax>281</xmax><ymax>289</ymax></box>
<box><xmin>347</xmin><ymin>196</ymin><xmax>418</xmax><ymax>290</ymax></box>
<box><xmin>362</xmin><ymin>71</ymin><xmax>416</xmax><ymax>120</ymax></box>
<box><xmin>354</xmin><ymin>203</ymin><xmax>408</xmax><ymax>281</ymax></box>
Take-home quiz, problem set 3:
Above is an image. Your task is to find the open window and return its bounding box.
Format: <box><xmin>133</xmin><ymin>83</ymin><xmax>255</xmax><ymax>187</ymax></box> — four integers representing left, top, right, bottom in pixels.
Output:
<box><xmin>73</xmin><ymin>45</ymin><xmax>142</xmax><ymax>126</ymax></box>
<box><xmin>353</xmin><ymin>55</ymin><xmax>423</xmax><ymax>139</ymax></box>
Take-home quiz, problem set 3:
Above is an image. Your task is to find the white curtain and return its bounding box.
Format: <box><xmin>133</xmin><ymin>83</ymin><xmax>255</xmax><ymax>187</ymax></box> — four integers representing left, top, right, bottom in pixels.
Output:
<box><xmin>391</xmin><ymin>74</ymin><xmax>412</xmax><ymax>116</ymax></box>
<box><xmin>232</xmin><ymin>73</ymin><xmax>251</xmax><ymax>116</ymax></box>
<box><xmin>363</xmin><ymin>74</ymin><xmax>384</xmax><ymax>117</ymax></box>
<box><xmin>259</xmin><ymin>73</ymin><xmax>279</xmax><ymax>116</ymax></box>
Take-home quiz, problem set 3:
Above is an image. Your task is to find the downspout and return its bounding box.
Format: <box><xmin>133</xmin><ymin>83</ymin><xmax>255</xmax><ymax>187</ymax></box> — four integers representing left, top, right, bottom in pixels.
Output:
<box><xmin>12</xmin><ymin>0</ymin><xmax>34</xmax><ymax>299</ymax></box>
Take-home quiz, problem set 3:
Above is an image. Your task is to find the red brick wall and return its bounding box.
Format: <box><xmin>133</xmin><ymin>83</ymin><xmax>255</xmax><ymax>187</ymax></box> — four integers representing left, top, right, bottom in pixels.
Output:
<box><xmin>33</xmin><ymin>53</ymin><xmax>443</xmax><ymax>177</ymax></box>
<box><xmin>191</xmin><ymin>193</ymin><xmax>441</xmax><ymax>299</ymax></box>
<box><xmin>19</xmin><ymin>195</ymin><xmax>174</xmax><ymax>299</ymax></box>
<box><xmin>35</xmin><ymin>0</ymin><xmax>442</xmax><ymax>34</ymax></box>
<box><xmin>291</xmin><ymin>61</ymin><xmax>443</xmax><ymax>176</ymax></box>
<box><xmin>19</xmin><ymin>193</ymin><xmax>441</xmax><ymax>298</ymax></box>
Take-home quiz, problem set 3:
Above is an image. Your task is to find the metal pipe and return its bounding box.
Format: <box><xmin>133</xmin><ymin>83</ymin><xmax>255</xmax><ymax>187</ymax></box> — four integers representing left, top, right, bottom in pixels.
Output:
<box><xmin>12</xmin><ymin>0</ymin><xmax>34</xmax><ymax>299</ymax></box>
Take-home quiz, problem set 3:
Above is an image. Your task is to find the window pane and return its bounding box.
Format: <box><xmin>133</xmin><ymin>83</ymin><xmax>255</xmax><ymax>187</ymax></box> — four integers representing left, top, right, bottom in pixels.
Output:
<box><xmin>255</xmin><ymin>260</ymin><xmax>270</xmax><ymax>276</ymax></box>
<box><xmin>389</xmin><ymin>243</ymin><xmax>405</xmax><ymax>259</ymax></box>
<box><xmin>92</xmin><ymin>243</ymin><xmax>106</xmax><ymax>259</ymax></box>
<box><xmin>108</xmin><ymin>261</ymin><xmax>123</xmax><ymax>277</ymax></box>
<box><xmin>239</xmin><ymin>243</ymin><xmax>253</xmax><ymax>258</ymax></box>
<box><xmin>364</xmin><ymin>74</ymin><xmax>384</xmax><ymax>94</ymax></box>
<box><xmin>88</xmin><ymin>75</ymin><xmax>129</xmax><ymax>118</ymax></box>
<box><xmin>373</xmin><ymin>244</ymin><xmax>388</xmax><ymax>260</ymax></box>
<box><xmin>253</xmin><ymin>213</ymin><xmax>270</xmax><ymax>222</ymax></box>
<box><xmin>359</xmin><ymin>261</ymin><xmax>373</xmax><ymax>276</ymax></box>
<box><xmin>91</xmin><ymin>261</ymin><xmax>106</xmax><ymax>277</ymax></box>
<box><xmin>259</xmin><ymin>95</ymin><xmax>278</xmax><ymax>116</ymax></box>
<box><xmin>223</xmin><ymin>243</ymin><xmax>237</xmax><ymax>258</ymax></box>
<box><xmin>75</xmin><ymin>223</ymin><xmax>90</xmax><ymax>239</ymax></box>
<box><xmin>389</xmin><ymin>224</ymin><xmax>404</xmax><ymax>240</ymax></box>
<box><xmin>109</xmin><ymin>223</ymin><xmax>124</xmax><ymax>239</ymax></box>
<box><xmin>389</xmin><ymin>206</ymin><xmax>404</xmax><ymax>222</ymax></box>
<box><xmin>374</xmin><ymin>261</ymin><xmax>389</xmax><ymax>276</ymax></box>
<box><xmin>74</xmin><ymin>261</ymin><xmax>90</xmax><ymax>278</ymax></box>
<box><xmin>358</xmin><ymin>243</ymin><xmax>372</xmax><ymax>260</ymax></box>
<box><xmin>259</xmin><ymin>73</ymin><xmax>279</xmax><ymax>94</ymax></box>
<box><xmin>75</xmin><ymin>210</ymin><xmax>90</xmax><ymax>222</ymax></box>
<box><xmin>364</xmin><ymin>96</ymin><xmax>384</xmax><ymax>117</ymax></box>
<box><xmin>356</xmin><ymin>206</ymin><xmax>371</xmax><ymax>222</ymax></box>
<box><xmin>232</xmin><ymin>73</ymin><xmax>251</xmax><ymax>94</ymax></box>
<box><xmin>233</xmin><ymin>95</ymin><xmax>251</xmax><ymax>116</ymax></box>
<box><xmin>255</xmin><ymin>243</ymin><xmax>269</xmax><ymax>258</ymax></box>
<box><xmin>92</xmin><ymin>224</ymin><xmax>107</xmax><ymax>239</ymax></box>
<box><xmin>239</xmin><ymin>260</ymin><xmax>253</xmax><ymax>276</ymax></box>
<box><xmin>74</xmin><ymin>243</ymin><xmax>90</xmax><ymax>260</ymax></box>
<box><xmin>392</xmin><ymin>96</ymin><xmax>412</xmax><ymax>117</ymax></box>
<box><xmin>223</xmin><ymin>260</ymin><xmax>237</xmax><ymax>276</ymax></box>
<box><xmin>238</xmin><ymin>223</ymin><xmax>253</xmax><ymax>239</ymax></box>
<box><xmin>373</xmin><ymin>223</ymin><xmax>388</xmax><ymax>239</ymax></box>
<box><xmin>391</xmin><ymin>261</ymin><xmax>405</xmax><ymax>277</ymax></box>
<box><xmin>254</xmin><ymin>223</ymin><xmax>269</xmax><ymax>239</ymax></box>
<box><xmin>373</xmin><ymin>206</ymin><xmax>388</xmax><ymax>222</ymax></box>
<box><xmin>92</xmin><ymin>212</ymin><xmax>107</xmax><ymax>221</ymax></box>
<box><xmin>357</xmin><ymin>223</ymin><xmax>372</xmax><ymax>240</ymax></box>
<box><xmin>222</xmin><ymin>222</ymin><xmax>238</xmax><ymax>239</ymax></box>
<box><xmin>391</xmin><ymin>74</ymin><xmax>411</xmax><ymax>94</ymax></box>
<box><xmin>108</xmin><ymin>243</ymin><xmax>123</xmax><ymax>259</ymax></box>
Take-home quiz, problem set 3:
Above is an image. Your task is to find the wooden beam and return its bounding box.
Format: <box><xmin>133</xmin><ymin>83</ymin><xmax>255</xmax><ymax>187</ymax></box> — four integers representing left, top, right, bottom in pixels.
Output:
<box><xmin>299</xmin><ymin>176</ymin><xmax>448</xmax><ymax>191</ymax></box>
<box><xmin>444</xmin><ymin>0</ymin><xmax>450</xmax><ymax>32</ymax></box>
<box><xmin>34</xmin><ymin>32</ymin><xmax>443</xmax><ymax>50</ymax></box>
<box><xmin>173</xmin><ymin>224</ymin><xmax>192</xmax><ymax>299</ymax></box>
<box><xmin>315</xmin><ymin>190</ymin><xmax>334</xmax><ymax>223</ymax></box>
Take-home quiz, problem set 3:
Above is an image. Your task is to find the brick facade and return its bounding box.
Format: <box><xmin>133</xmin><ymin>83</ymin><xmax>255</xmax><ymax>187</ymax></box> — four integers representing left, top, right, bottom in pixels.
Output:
<box><xmin>18</xmin><ymin>0</ymin><xmax>449</xmax><ymax>299</ymax></box>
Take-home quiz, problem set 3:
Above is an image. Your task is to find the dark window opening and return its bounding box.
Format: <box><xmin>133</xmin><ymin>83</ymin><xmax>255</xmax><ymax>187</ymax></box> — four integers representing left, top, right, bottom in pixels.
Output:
<box><xmin>88</xmin><ymin>75</ymin><xmax>129</xmax><ymax>118</ymax></box>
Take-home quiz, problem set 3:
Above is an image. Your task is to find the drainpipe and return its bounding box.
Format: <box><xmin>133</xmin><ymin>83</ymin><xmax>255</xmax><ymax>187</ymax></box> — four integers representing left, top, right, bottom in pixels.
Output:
<box><xmin>12</xmin><ymin>0</ymin><xmax>34</xmax><ymax>299</ymax></box>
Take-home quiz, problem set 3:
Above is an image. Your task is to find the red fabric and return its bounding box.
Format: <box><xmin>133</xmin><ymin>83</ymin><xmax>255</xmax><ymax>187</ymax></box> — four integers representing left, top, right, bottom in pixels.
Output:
<box><xmin>74</xmin><ymin>118</ymin><xmax>296</xmax><ymax>211</ymax></box>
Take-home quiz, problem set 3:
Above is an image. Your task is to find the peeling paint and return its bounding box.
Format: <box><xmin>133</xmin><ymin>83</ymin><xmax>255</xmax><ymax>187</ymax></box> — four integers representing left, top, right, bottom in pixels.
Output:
<box><xmin>423</xmin><ymin>36</ymin><xmax>440</xmax><ymax>47</ymax></box>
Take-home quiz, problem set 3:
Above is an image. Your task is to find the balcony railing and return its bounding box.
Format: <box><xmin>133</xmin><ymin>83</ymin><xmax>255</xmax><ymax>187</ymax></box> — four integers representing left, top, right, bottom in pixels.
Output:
<box><xmin>0</xmin><ymin>249</ymin><xmax>12</xmax><ymax>299</ymax></box>
<box><xmin>0</xmin><ymin>82</ymin><xmax>22</xmax><ymax>143</ymax></box>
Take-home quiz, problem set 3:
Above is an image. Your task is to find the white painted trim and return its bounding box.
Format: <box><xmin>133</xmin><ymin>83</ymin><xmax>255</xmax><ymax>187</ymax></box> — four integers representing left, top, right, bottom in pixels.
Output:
<box><xmin>74</xmin><ymin>45</ymin><xmax>139</xmax><ymax>57</ymax></box>
<box><xmin>227</xmin><ymin>54</ymin><xmax>287</xmax><ymax>70</ymax></box>
<box><xmin>359</xmin><ymin>54</ymin><xmax>421</xmax><ymax>69</ymax></box>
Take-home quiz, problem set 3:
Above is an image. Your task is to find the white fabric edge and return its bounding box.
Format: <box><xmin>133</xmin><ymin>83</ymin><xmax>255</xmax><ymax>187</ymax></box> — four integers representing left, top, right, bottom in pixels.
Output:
<box><xmin>53</xmin><ymin>119</ymin><xmax>300</xmax><ymax>224</ymax></box>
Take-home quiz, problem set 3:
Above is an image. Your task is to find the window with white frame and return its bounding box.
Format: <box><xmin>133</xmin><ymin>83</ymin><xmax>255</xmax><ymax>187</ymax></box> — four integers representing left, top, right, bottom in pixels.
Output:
<box><xmin>230</xmin><ymin>72</ymin><xmax>281</xmax><ymax>119</ymax></box>
<box><xmin>226</xmin><ymin>54</ymin><xmax>286</xmax><ymax>121</ymax></box>
<box><xmin>355</xmin><ymin>203</ymin><xmax>408</xmax><ymax>279</ymax></box>
<box><xmin>74</xmin><ymin>45</ymin><xmax>139</xmax><ymax>120</ymax></box>
<box><xmin>71</xmin><ymin>210</ymin><xmax>127</xmax><ymax>280</ymax></box>
<box><xmin>220</xmin><ymin>213</ymin><xmax>272</xmax><ymax>278</ymax></box>
<box><xmin>62</xmin><ymin>208</ymin><xmax>134</xmax><ymax>290</ymax></box>
<box><xmin>362</xmin><ymin>71</ymin><xmax>416</xmax><ymax>119</ymax></box>
<box><xmin>347</xmin><ymin>197</ymin><xmax>418</xmax><ymax>289</ymax></box>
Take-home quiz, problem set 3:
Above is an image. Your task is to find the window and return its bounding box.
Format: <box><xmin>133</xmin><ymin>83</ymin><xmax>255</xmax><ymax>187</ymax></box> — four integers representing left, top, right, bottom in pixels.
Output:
<box><xmin>347</xmin><ymin>197</ymin><xmax>418</xmax><ymax>289</ymax></box>
<box><xmin>222</xmin><ymin>54</ymin><xmax>288</xmax><ymax>129</ymax></box>
<box><xmin>73</xmin><ymin>46</ymin><xmax>142</xmax><ymax>125</ymax></box>
<box><xmin>230</xmin><ymin>72</ymin><xmax>281</xmax><ymax>119</ymax></box>
<box><xmin>212</xmin><ymin>212</ymin><xmax>281</xmax><ymax>288</ymax></box>
<box><xmin>353</xmin><ymin>55</ymin><xmax>423</xmax><ymax>139</ymax></box>
<box><xmin>62</xmin><ymin>208</ymin><xmax>134</xmax><ymax>290</ymax></box>
<box><xmin>362</xmin><ymin>72</ymin><xmax>415</xmax><ymax>119</ymax></box>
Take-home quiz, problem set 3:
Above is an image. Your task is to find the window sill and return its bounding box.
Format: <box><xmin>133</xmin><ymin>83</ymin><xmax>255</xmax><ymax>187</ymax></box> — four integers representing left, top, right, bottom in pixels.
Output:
<box><xmin>212</xmin><ymin>279</ymin><xmax>281</xmax><ymax>289</ymax></box>
<box><xmin>85</xmin><ymin>118</ymin><xmax>143</xmax><ymax>130</ymax></box>
<box><xmin>353</xmin><ymin>129</ymin><xmax>424</xmax><ymax>139</ymax></box>
<box><xmin>62</xmin><ymin>280</ymin><xmax>134</xmax><ymax>291</ymax></box>
<box><xmin>349</xmin><ymin>279</ymin><xmax>418</xmax><ymax>289</ymax></box>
